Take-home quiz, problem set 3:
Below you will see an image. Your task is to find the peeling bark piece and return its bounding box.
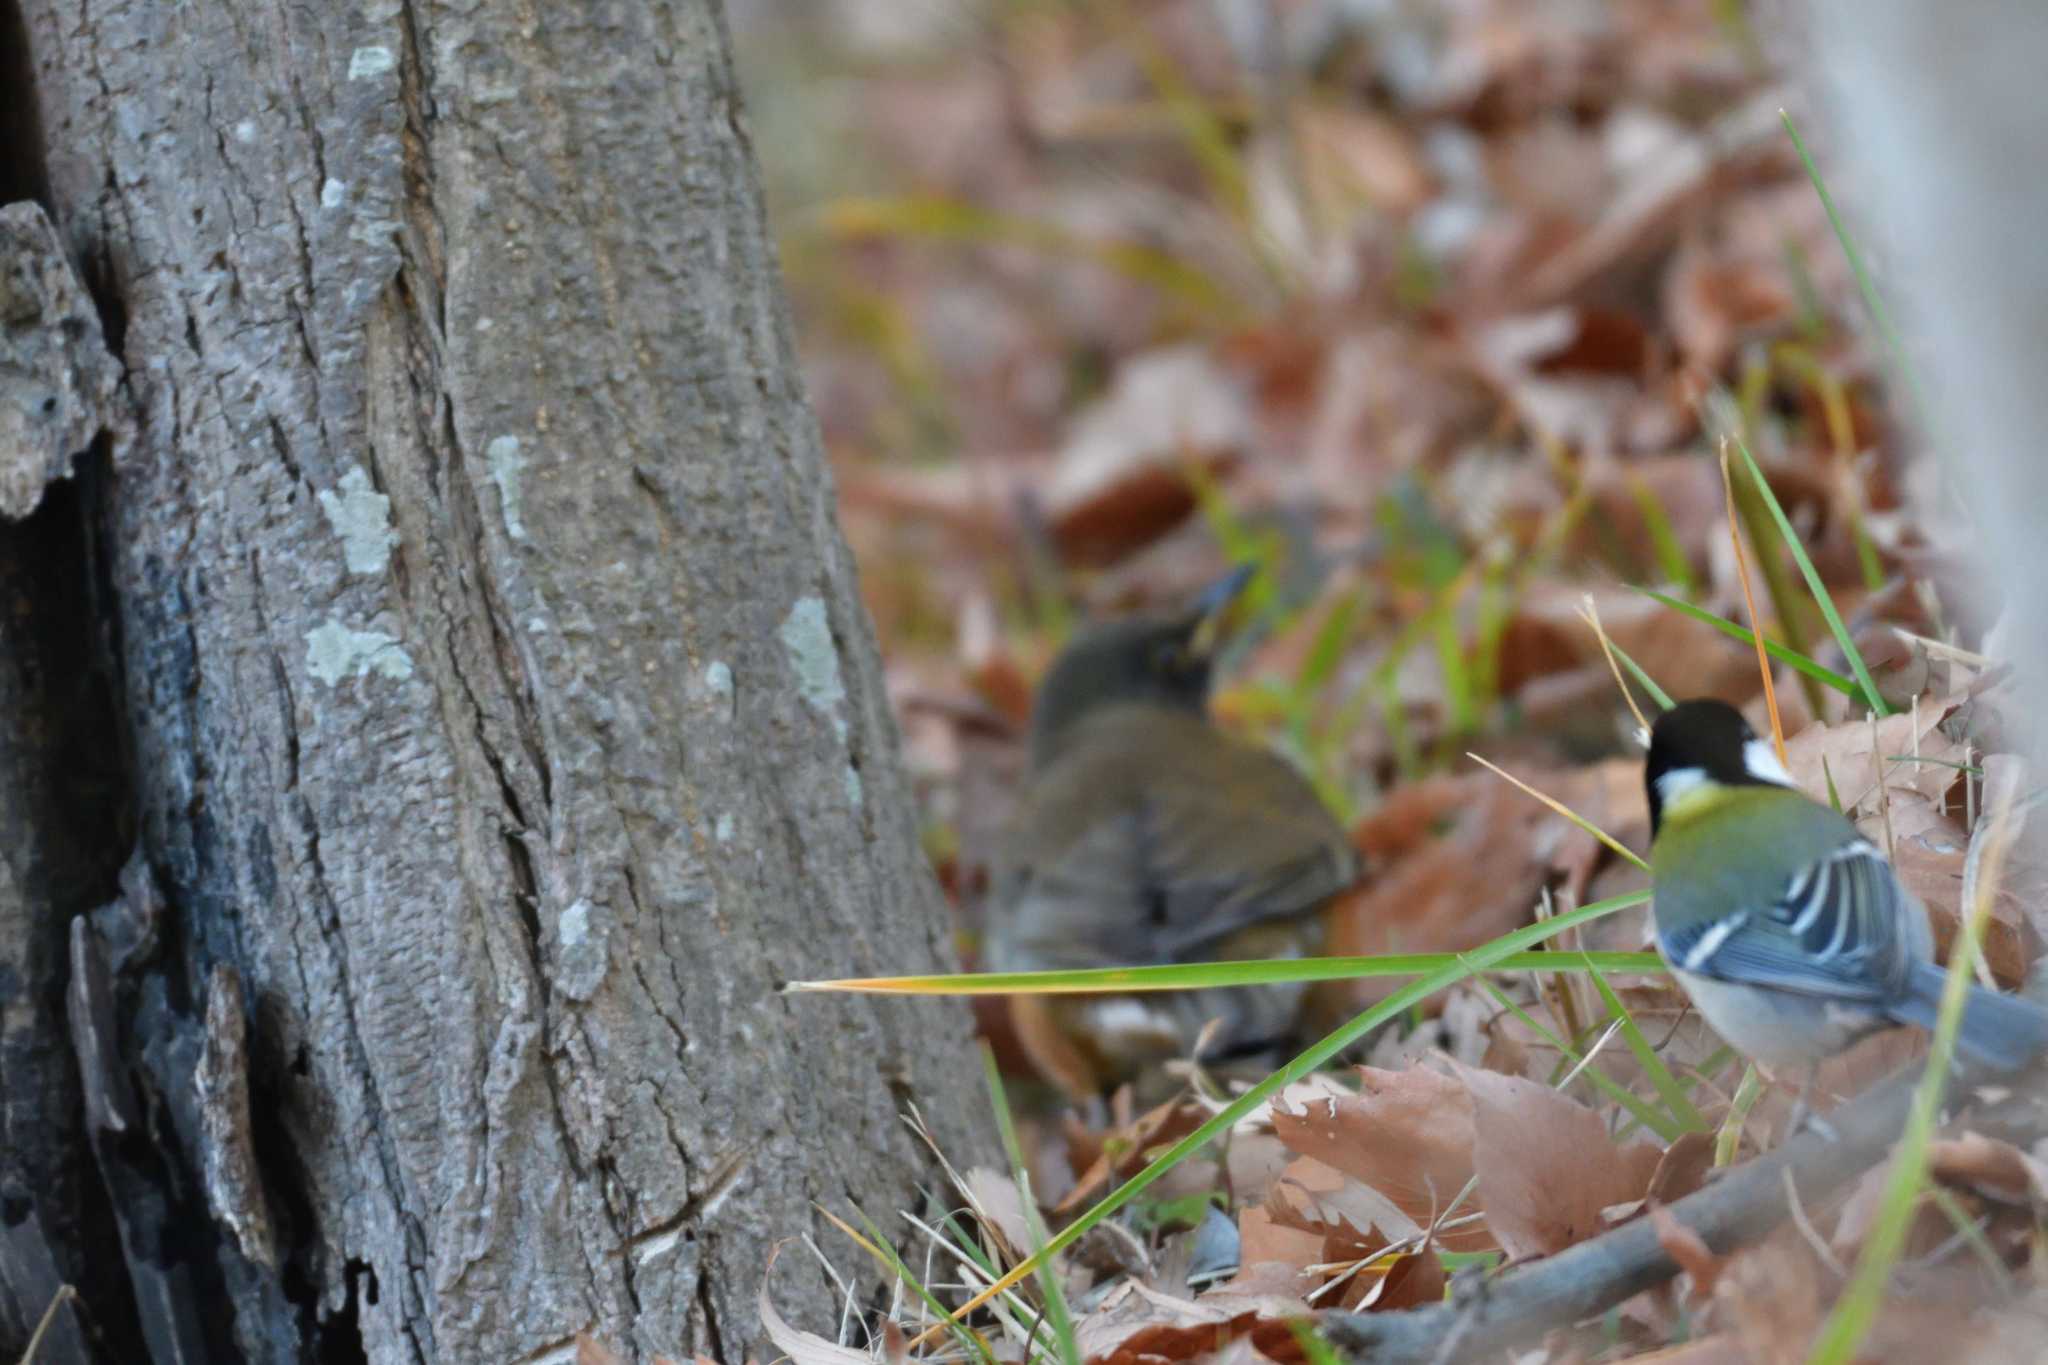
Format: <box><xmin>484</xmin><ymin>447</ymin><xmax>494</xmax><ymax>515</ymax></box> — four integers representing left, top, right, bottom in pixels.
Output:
<box><xmin>195</xmin><ymin>964</ymin><xmax>277</xmax><ymax>1269</ymax></box>
<box><xmin>0</xmin><ymin>202</ymin><xmax>122</xmax><ymax>520</ymax></box>
<box><xmin>64</xmin><ymin>915</ymin><xmax>135</xmax><ymax>1136</ymax></box>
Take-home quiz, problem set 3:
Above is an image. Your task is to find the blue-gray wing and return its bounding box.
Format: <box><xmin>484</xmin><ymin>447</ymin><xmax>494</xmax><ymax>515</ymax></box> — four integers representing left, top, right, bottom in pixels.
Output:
<box><xmin>1662</xmin><ymin>840</ymin><xmax>1919</xmax><ymax>1002</ymax></box>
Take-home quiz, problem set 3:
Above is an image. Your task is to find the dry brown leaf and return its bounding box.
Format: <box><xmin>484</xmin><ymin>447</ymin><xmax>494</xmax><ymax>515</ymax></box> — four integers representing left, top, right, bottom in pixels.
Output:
<box><xmin>1646</xmin><ymin>1130</ymin><xmax>1716</xmax><ymax>1206</ymax></box>
<box><xmin>1315</xmin><ymin>763</ymin><xmax>1644</xmax><ymax>1020</ymax></box>
<box><xmin>1008</xmin><ymin>993</ymin><xmax>1105</xmax><ymax>1102</ymax></box>
<box><xmin>1076</xmin><ymin>1284</ymin><xmax>1308</xmax><ymax>1365</ymax></box>
<box><xmin>1889</xmin><ymin>798</ymin><xmax>2032</xmax><ymax>986</ymax></box>
<box><xmin>1351</xmin><ymin>1244</ymin><xmax>1448</xmax><ymax>1314</ymax></box>
<box><xmin>1294</xmin><ymin>103</ymin><xmax>1434</xmax><ymax>217</ymax></box>
<box><xmin>1650</xmin><ymin>1201</ymin><xmax>1727</xmax><ymax>1304</ymax></box>
<box><xmin>1269</xmin><ymin>1066</ymin><xmax>1486</xmax><ymax>1250</ymax></box>
<box><xmin>1058</xmin><ymin>1098</ymin><xmax>1210</xmax><ymax>1215</ymax></box>
<box><xmin>1237</xmin><ymin>1204</ymin><xmax>1326</xmax><ymax>1273</ymax></box>
<box><xmin>1050</xmin><ymin>461</ymin><xmax>1222</xmax><ymax>569</ymax></box>
<box><xmin>1625</xmin><ymin>1334</ymin><xmax>1753</xmax><ymax>1364</ymax></box>
<box><xmin>1454</xmin><ymin>1060</ymin><xmax>1665</xmax><ymax>1259</ymax></box>
<box><xmin>576</xmin><ymin>1334</ymin><xmax>624</xmax><ymax>1365</ymax></box>
<box><xmin>1781</xmin><ymin>708</ymin><xmax>1969</xmax><ymax>818</ymax></box>
<box><xmin>1265</xmin><ymin>1153</ymin><xmax>1422</xmax><ymax>1248</ymax></box>
<box><xmin>962</xmin><ymin>1166</ymin><xmax>1032</xmax><ymax>1263</ymax></box>
<box><xmin>1046</xmin><ymin>345</ymin><xmax>1248</xmax><ymax>568</ymax></box>
<box><xmin>1715</xmin><ymin>1227</ymin><xmax>1826</xmax><ymax>1365</ymax></box>
<box><xmin>1664</xmin><ymin>239</ymin><xmax>1794</xmax><ymax>377</ymax></box>
<box><xmin>1928</xmin><ymin>1130</ymin><xmax>2048</xmax><ymax>1209</ymax></box>
<box><xmin>1830</xmin><ymin>1156</ymin><xmax>1949</xmax><ymax>1263</ymax></box>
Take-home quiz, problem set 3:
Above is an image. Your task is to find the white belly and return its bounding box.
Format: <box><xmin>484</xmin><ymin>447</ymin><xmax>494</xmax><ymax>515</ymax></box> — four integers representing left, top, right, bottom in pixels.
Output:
<box><xmin>1672</xmin><ymin>969</ymin><xmax>1882</xmax><ymax>1070</ymax></box>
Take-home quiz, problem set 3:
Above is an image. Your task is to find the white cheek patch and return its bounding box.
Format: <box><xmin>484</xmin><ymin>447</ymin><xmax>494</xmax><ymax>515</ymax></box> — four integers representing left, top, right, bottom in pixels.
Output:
<box><xmin>1742</xmin><ymin>738</ymin><xmax>1798</xmax><ymax>787</ymax></box>
<box><xmin>1656</xmin><ymin>766</ymin><xmax>1710</xmax><ymax>807</ymax></box>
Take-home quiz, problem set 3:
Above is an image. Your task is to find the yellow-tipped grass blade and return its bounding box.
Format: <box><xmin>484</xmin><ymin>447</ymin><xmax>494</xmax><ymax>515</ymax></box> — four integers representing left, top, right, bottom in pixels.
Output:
<box><xmin>787</xmin><ymin>950</ymin><xmax>1666</xmax><ymax>996</ymax></box>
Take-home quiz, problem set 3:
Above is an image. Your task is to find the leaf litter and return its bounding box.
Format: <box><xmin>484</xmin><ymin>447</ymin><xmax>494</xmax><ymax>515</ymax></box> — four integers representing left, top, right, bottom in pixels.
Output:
<box><xmin>732</xmin><ymin>0</ymin><xmax>2048</xmax><ymax>1359</ymax></box>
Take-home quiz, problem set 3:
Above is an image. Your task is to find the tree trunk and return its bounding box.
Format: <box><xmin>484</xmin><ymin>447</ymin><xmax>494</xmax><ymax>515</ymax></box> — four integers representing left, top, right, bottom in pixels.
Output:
<box><xmin>0</xmin><ymin>1</ymin><xmax>992</xmax><ymax>1360</ymax></box>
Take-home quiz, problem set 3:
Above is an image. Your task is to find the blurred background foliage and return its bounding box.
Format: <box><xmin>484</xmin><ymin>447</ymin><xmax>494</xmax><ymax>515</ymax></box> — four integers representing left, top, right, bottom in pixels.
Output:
<box><xmin>728</xmin><ymin>0</ymin><xmax>1952</xmax><ymax>992</ymax></box>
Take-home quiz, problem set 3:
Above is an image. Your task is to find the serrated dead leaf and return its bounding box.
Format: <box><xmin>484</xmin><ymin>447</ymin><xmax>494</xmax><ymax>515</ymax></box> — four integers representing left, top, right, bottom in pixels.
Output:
<box><xmin>1270</xmin><ymin>1066</ymin><xmax>1485</xmax><ymax>1251</ymax></box>
<box><xmin>1454</xmin><ymin>1060</ymin><xmax>1665</xmax><ymax>1259</ymax></box>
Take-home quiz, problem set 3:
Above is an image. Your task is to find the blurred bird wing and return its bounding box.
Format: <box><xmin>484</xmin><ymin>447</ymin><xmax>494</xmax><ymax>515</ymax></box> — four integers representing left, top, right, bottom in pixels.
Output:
<box><xmin>1661</xmin><ymin>839</ymin><xmax>1920</xmax><ymax>1002</ymax></box>
<box><xmin>996</xmin><ymin>709</ymin><xmax>1358</xmax><ymax>967</ymax></box>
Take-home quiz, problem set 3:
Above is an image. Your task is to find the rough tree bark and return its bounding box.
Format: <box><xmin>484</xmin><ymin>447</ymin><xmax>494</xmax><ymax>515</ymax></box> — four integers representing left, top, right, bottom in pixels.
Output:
<box><xmin>0</xmin><ymin>1</ymin><xmax>993</xmax><ymax>1360</ymax></box>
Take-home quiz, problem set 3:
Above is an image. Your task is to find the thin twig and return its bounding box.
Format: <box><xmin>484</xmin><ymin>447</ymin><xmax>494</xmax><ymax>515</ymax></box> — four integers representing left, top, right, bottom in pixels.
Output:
<box><xmin>1466</xmin><ymin>754</ymin><xmax>1649</xmax><ymax>872</ymax></box>
<box><xmin>1892</xmin><ymin>627</ymin><xmax>1994</xmax><ymax>669</ymax></box>
<box><xmin>19</xmin><ymin>1285</ymin><xmax>76</xmax><ymax>1365</ymax></box>
<box><xmin>1782</xmin><ymin>1167</ymin><xmax>1847</xmax><ymax>1278</ymax></box>
<box><xmin>1580</xmin><ymin>594</ymin><xmax>1651</xmax><ymax>737</ymax></box>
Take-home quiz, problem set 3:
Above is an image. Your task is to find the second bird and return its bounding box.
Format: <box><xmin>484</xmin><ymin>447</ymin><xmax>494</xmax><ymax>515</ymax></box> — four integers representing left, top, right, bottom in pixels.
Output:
<box><xmin>986</xmin><ymin>567</ymin><xmax>1361</xmax><ymax>1098</ymax></box>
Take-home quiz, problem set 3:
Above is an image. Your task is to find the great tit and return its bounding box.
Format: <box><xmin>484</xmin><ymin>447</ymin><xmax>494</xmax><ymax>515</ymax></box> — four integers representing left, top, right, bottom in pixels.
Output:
<box><xmin>1646</xmin><ymin>698</ymin><xmax>2047</xmax><ymax>1076</ymax></box>
<box><xmin>986</xmin><ymin>566</ymin><xmax>1361</xmax><ymax>1097</ymax></box>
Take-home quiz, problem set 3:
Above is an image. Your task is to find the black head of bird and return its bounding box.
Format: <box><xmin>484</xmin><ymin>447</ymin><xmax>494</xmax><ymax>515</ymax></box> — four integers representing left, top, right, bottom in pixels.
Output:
<box><xmin>987</xmin><ymin>565</ymin><xmax>1361</xmax><ymax>1100</ymax></box>
<box><xmin>1643</xmin><ymin>696</ymin><xmax>1788</xmax><ymax>838</ymax></box>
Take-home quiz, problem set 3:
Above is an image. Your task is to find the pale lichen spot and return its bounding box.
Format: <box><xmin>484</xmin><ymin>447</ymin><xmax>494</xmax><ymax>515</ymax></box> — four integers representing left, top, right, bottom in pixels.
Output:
<box><xmin>714</xmin><ymin>812</ymin><xmax>736</xmax><ymax>843</ymax></box>
<box><xmin>317</xmin><ymin>467</ymin><xmax>398</xmax><ymax>575</ymax></box>
<box><xmin>347</xmin><ymin>46</ymin><xmax>395</xmax><ymax>80</ymax></box>
<box><xmin>320</xmin><ymin>178</ymin><xmax>346</xmax><ymax>210</ymax></box>
<box><xmin>485</xmin><ymin>434</ymin><xmax>529</xmax><ymax>540</ymax></box>
<box><xmin>234</xmin><ymin>120</ymin><xmax>258</xmax><ymax>143</ymax></box>
<box><xmin>553</xmin><ymin>898</ymin><xmax>608</xmax><ymax>1000</ymax></box>
<box><xmin>558</xmin><ymin>899</ymin><xmax>592</xmax><ymax>947</ymax></box>
<box><xmin>843</xmin><ymin>765</ymin><xmax>864</xmax><ymax>810</ymax></box>
<box><xmin>777</xmin><ymin>596</ymin><xmax>847</xmax><ymax>741</ymax></box>
<box><xmin>305</xmin><ymin>620</ymin><xmax>413</xmax><ymax>687</ymax></box>
<box><xmin>703</xmin><ymin>660</ymin><xmax>734</xmax><ymax>717</ymax></box>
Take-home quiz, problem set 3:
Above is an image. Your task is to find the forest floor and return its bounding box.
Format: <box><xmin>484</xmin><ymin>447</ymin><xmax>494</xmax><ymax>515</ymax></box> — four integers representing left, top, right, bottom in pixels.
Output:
<box><xmin>719</xmin><ymin>4</ymin><xmax>2048</xmax><ymax>1362</ymax></box>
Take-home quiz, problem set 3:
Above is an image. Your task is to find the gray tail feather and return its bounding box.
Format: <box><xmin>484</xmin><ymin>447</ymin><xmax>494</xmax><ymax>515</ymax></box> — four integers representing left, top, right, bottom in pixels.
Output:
<box><xmin>1892</xmin><ymin>962</ymin><xmax>2048</xmax><ymax>1071</ymax></box>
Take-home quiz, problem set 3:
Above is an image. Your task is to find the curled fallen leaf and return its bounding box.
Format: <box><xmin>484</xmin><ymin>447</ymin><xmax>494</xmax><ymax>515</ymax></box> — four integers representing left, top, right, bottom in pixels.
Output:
<box><xmin>1649</xmin><ymin>1202</ymin><xmax>1726</xmax><ymax>1305</ymax></box>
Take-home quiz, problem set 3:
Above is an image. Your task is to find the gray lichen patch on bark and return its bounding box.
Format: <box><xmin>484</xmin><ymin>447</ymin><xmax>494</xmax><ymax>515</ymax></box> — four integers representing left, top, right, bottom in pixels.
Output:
<box><xmin>778</xmin><ymin>595</ymin><xmax>851</xmax><ymax>740</ymax></box>
<box><xmin>317</xmin><ymin>467</ymin><xmax>401</xmax><ymax>575</ymax></box>
<box><xmin>304</xmin><ymin>619</ymin><xmax>416</xmax><ymax>686</ymax></box>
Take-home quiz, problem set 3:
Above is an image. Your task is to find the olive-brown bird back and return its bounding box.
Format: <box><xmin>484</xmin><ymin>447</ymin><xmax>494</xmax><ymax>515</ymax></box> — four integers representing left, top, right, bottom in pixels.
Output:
<box><xmin>990</xmin><ymin>704</ymin><xmax>1358</xmax><ymax>972</ymax></box>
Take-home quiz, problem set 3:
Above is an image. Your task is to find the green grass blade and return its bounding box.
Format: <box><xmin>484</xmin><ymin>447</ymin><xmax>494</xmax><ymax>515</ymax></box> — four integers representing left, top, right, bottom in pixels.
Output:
<box><xmin>1602</xmin><ymin>634</ymin><xmax>1675</xmax><ymax>712</ymax></box>
<box><xmin>915</xmin><ymin>890</ymin><xmax>1652</xmax><ymax>1341</ymax></box>
<box><xmin>815</xmin><ymin>194</ymin><xmax>1239</xmax><ymax>318</ymax></box>
<box><xmin>982</xmin><ymin>1046</ymin><xmax>1079</xmax><ymax>1365</ymax></box>
<box><xmin>1635</xmin><ymin>587</ymin><xmax>1861</xmax><ymax>699</ymax></box>
<box><xmin>1733</xmin><ymin>438</ymin><xmax>1889</xmax><ymax>716</ymax></box>
<box><xmin>1291</xmin><ymin>1321</ymin><xmax>1345</xmax><ymax>1365</ymax></box>
<box><xmin>1475</xmin><ymin>976</ymin><xmax>1685</xmax><ymax>1142</ymax></box>
<box><xmin>1626</xmin><ymin>475</ymin><xmax>1697</xmax><ymax>595</ymax></box>
<box><xmin>791</xmin><ymin>950</ymin><xmax>1666</xmax><ymax>996</ymax></box>
<box><xmin>1715</xmin><ymin>1063</ymin><xmax>1762</xmax><ymax>1166</ymax></box>
<box><xmin>1581</xmin><ymin>954</ymin><xmax>1708</xmax><ymax>1134</ymax></box>
<box><xmin>1296</xmin><ymin>588</ymin><xmax>1364</xmax><ymax>696</ymax></box>
<box><xmin>1780</xmin><ymin>110</ymin><xmax>1934</xmax><ymax>438</ymax></box>
<box><xmin>841</xmin><ymin>1206</ymin><xmax>1000</xmax><ymax>1365</ymax></box>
